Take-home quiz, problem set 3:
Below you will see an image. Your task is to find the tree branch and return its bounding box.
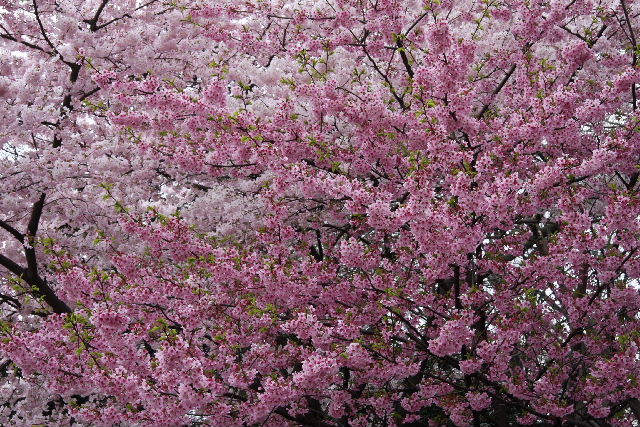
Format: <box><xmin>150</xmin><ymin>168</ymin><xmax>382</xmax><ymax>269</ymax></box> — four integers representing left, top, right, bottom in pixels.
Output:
<box><xmin>92</xmin><ymin>0</ymin><xmax>162</xmax><ymax>32</ymax></box>
<box><xmin>0</xmin><ymin>194</ymin><xmax>72</xmax><ymax>314</ymax></box>
<box><xmin>476</xmin><ymin>64</ymin><xmax>516</xmax><ymax>119</ymax></box>
<box><xmin>0</xmin><ymin>219</ymin><xmax>24</xmax><ymax>243</ymax></box>
<box><xmin>0</xmin><ymin>253</ymin><xmax>26</xmax><ymax>277</ymax></box>
<box><xmin>32</xmin><ymin>0</ymin><xmax>59</xmax><ymax>56</ymax></box>
<box><xmin>396</xmin><ymin>39</ymin><xmax>414</xmax><ymax>78</ymax></box>
<box><xmin>0</xmin><ymin>23</ymin><xmax>51</xmax><ymax>55</ymax></box>
<box><xmin>84</xmin><ymin>0</ymin><xmax>111</xmax><ymax>31</ymax></box>
<box><xmin>620</xmin><ymin>0</ymin><xmax>638</xmax><ymax>110</ymax></box>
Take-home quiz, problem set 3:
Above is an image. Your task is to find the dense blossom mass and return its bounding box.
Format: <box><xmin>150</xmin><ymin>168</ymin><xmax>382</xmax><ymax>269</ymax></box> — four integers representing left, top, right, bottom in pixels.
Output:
<box><xmin>1</xmin><ymin>0</ymin><xmax>640</xmax><ymax>425</ymax></box>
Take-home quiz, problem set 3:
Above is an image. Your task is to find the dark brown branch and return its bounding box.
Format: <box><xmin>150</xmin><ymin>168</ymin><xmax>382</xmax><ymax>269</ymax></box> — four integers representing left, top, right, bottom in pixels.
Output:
<box><xmin>560</xmin><ymin>23</ymin><xmax>608</xmax><ymax>47</ymax></box>
<box><xmin>84</xmin><ymin>0</ymin><xmax>110</xmax><ymax>31</ymax></box>
<box><xmin>476</xmin><ymin>64</ymin><xmax>516</xmax><ymax>119</ymax></box>
<box><xmin>0</xmin><ymin>24</ymin><xmax>51</xmax><ymax>55</ymax></box>
<box><xmin>79</xmin><ymin>87</ymin><xmax>101</xmax><ymax>101</ymax></box>
<box><xmin>358</xmin><ymin>30</ymin><xmax>407</xmax><ymax>110</ymax></box>
<box><xmin>92</xmin><ymin>0</ymin><xmax>162</xmax><ymax>32</ymax></box>
<box><xmin>32</xmin><ymin>0</ymin><xmax>60</xmax><ymax>56</ymax></box>
<box><xmin>560</xmin><ymin>25</ymin><xmax>591</xmax><ymax>44</ymax></box>
<box><xmin>396</xmin><ymin>39</ymin><xmax>414</xmax><ymax>78</ymax></box>
<box><xmin>25</xmin><ymin>194</ymin><xmax>46</xmax><ymax>276</ymax></box>
<box><xmin>0</xmin><ymin>195</ymin><xmax>72</xmax><ymax>314</ymax></box>
<box><xmin>27</xmin><ymin>194</ymin><xmax>45</xmax><ymax>238</ymax></box>
<box><xmin>0</xmin><ymin>293</ymin><xmax>21</xmax><ymax>309</ymax></box>
<box><xmin>588</xmin><ymin>247</ymin><xmax>638</xmax><ymax>305</ymax></box>
<box><xmin>620</xmin><ymin>0</ymin><xmax>638</xmax><ymax>110</ymax></box>
<box><xmin>0</xmin><ymin>254</ymin><xmax>26</xmax><ymax>278</ymax></box>
<box><xmin>24</xmin><ymin>194</ymin><xmax>72</xmax><ymax>313</ymax></box>
<box><xmin>452</xmin><ymin>264</ymin><xmax>462</xmax><ymax>309</ymax></box>
<box><xmin>0</xmin><ymin>219</ymin><xmax>24</xmax><ymax>243</ymax></box>
<box><xmin>23</xmin><ymin>271</ymin><xmax>72</xmax><ymax>314</ymax></box>
<box><xmin>628</xmin><ymin>172</ymin><xmax>639</xmax><ymax>190</ymax></box>
<box><xmin>404</xmin><ymin>12</ymin><xmax>430</xmax><ymax>37</ymax></box>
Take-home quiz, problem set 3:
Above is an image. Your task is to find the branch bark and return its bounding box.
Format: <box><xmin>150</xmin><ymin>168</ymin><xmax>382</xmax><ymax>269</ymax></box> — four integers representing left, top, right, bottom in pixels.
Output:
<box><xmin>476</xmin><ymin>64</ymin><xmax>516</xmax><ymax>119</ymax></box>
<box><xmin>0</xmin><ymin>194</ymin><xmax>71</xmax><ymax>314</ymax></box>
<box><xmin>620</xmin><ymin>0</ymin><xmax>637</xmax><ymax>110</ymax></box>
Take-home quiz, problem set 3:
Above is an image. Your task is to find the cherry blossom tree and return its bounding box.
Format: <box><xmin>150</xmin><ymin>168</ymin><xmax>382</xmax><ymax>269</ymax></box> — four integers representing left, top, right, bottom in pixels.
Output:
<box><xmin>1</xmin><ymin>0</ymin><xmax>640</xmax><ymax>425</ymax></box>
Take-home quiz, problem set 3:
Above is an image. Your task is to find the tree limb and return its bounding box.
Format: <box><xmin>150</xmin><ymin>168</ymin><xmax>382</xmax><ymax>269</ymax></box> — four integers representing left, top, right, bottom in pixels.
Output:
<box><xmin>476</xmin><ymin>64</ymin><xmax>516</xmax><ymax>119</ymax></box>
